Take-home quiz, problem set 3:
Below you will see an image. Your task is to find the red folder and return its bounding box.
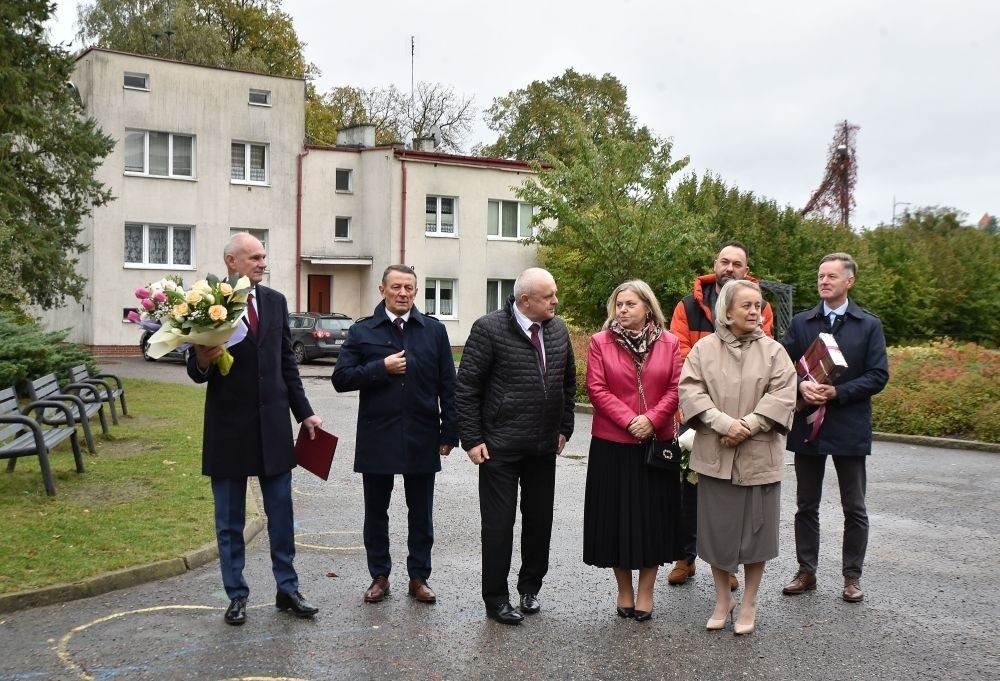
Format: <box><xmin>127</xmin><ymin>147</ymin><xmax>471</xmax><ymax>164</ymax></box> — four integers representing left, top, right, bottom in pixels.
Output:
<box><xmin>295</xmin><ymin>424</ymin><xmax>338</xmax><ymax>480</ymax></box>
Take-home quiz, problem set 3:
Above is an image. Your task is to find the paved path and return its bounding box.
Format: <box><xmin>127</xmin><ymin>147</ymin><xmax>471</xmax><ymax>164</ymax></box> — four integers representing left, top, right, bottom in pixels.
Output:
<box><xmin>0</xmin><ymin>357</ymin><xmax>997</xmax><ymax>680</ymax></box>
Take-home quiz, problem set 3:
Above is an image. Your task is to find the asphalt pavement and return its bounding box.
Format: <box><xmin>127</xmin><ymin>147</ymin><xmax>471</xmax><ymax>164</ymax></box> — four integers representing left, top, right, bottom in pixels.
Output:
<box><xmin>0</xmin><ymin>356</ymin><xmax>997</xmax><ymax>680</ymax></box>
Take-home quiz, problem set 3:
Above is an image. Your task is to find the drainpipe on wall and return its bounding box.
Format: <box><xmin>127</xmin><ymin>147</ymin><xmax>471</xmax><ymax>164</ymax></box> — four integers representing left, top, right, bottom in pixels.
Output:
<box><xmin>295</xmin><ymin>147</ymin><xmax>310</xmax><ymax>312</ymax></box>
<box><xmin>400</xmin><ymin>159</ymin><xmax>407</xmax><ymax>265</ymax></box>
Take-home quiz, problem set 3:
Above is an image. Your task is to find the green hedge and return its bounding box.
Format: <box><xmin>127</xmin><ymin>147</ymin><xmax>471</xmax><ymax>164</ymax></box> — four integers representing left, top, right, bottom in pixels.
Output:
<box><xmin>0</xmin><ymin>315</ymin><xmax>96</xmax><ymax>390</ymax></box>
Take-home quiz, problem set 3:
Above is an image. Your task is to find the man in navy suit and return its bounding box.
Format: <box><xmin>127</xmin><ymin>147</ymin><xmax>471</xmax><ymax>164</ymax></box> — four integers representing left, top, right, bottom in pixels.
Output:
<box><xmin>188</xmin><ymin>232</ymin><xmax>322</xmax><ymax>625</ymax></box>
<box><xmin>332</xmin><ymin>265</ymin><xmax>457</xmax><ymax>605</ymax></box>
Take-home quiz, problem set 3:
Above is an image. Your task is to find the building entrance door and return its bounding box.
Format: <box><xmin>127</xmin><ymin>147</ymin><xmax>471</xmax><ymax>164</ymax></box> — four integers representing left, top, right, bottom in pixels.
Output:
<box><xmin>308</xmin><ymin>274</ymin><xmax>331</xmax><ymax>313</ymax></box>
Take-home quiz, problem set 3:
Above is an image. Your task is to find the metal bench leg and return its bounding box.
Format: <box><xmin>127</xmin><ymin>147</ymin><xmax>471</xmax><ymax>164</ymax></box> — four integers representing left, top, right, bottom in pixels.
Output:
<box><xmin>79</xmin><ymin>416</ymin><xmax>97</xmax><ymax>453</ymax></box>
<box><xmin>97</xmin><ymin>405</ymin><xmax>110</xmax><ymax>434</ymax></box>
<box><xmin>38</xmin><ymin>450</ymin><xmax>56</xmax><ymax>496</ymax></box>
<box><xmin>118</xmin><ymin>393</ymin><xmax>128</xmax><ymax>417</ymax></box>
<box><xmin>107</xmin><ymin>397</ymin><xmax>120</xmax><ymax>426</ymax></box>
<box><xmin>70</xmin><ymin>431</ymin><xmax>85</xmax><ymax>474</ymax></box>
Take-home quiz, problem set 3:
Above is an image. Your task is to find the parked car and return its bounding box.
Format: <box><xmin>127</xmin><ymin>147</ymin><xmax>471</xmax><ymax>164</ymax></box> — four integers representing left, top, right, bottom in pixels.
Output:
<box><xmin>288</xmin><ymin>312</ymin><xmax>353</xmax><ymax>364</ymax></box>
<box><xmin>140</xmin><ymin>328</ymin><xmax>186</xmax><ymax>362</ymax></box>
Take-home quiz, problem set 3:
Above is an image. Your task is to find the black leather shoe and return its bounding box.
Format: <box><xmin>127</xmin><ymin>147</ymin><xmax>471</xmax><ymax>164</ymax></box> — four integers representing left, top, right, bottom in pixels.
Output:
<box><xmin>616</xmin><ymin>606</ymin><xmax>635</xmax><ymax>618</ymax></box>
<box><xmin>632</xmin><ymin>609</ymin><xmax>653</xmax><ymax>622</ymax></box>
<box><xmin>224</xmin><ymin>597</ymin><xmax>247</xmax><ymax>626</ymax></box>
<box><xmin>275</xmin><ymin>590</ymin><xmax>319</xmax><ymax>618</ymax></box>
<box><xmin>519</xmin><ymin>593</ymin><xmax>541</xmax><ymax>614</ymax></box>
<box><xmin>486</xmin><ymin>602</ymin><xmax>524</xmax><ymax>625</ymax></box>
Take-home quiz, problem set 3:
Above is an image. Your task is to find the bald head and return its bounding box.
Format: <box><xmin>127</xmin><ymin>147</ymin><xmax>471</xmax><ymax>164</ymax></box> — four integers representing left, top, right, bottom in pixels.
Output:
<box><xmin>224</xmin><ymin>232</ymin><xmax>267</xmax><ymax>284</ymax></box>
<box><xmin>513</xmin><ymin>267</ymin><xmax>558</xmax><ymax>322</ymax></box>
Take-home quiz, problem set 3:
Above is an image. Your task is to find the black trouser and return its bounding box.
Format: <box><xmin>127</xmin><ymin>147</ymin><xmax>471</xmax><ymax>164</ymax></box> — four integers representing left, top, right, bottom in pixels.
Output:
<box><xmin>793</xmin><ymin>454</ymin><xmax>869</xmax><ymax>578</ymax></box>
<box><xmin>479</xmin><ymin>451</ymin><xmax>556</xmax><ymax>606</ymax></box>
<box><xmin>677</xmin><ymin>477</ymin><xmax>698</xmax><ymax>563</ymax></box>
<box><xmin>362</xmin><ymin>472</ymin><xmax>435</xmax><ymax>580</ymax></box>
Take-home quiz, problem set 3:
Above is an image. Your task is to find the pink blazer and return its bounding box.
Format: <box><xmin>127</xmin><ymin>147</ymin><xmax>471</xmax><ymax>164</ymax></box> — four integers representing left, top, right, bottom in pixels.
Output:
<box><xmin>586</xmin><ymin>329</ymin><xmax>681</xmax><ymax>444</ymax></box>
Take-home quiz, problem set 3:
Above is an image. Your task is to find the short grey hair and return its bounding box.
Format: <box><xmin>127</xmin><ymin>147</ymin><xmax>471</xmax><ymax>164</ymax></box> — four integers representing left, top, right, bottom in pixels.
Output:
<box><xmin>602</xmin><ymin>280</ymin><xmax>666</xmax><ymax>329</ymax></box>
<box><xmin>224</xmin><ymin>232</ymin><xmax>261</xmax><ymax>258</ymax></box>
<box><xmin>820</xmin><ymin>252</ymin><xmax>857</xmax><ymax>278</ymax></box>
<box><xmin>513</xmin><ymin>267</ymin><xmax>554</xmax><ymax>299</ymax></box>
<box><xmin>715</xmin><ymin>279</ymin><xmax>762</xmax><ymax>327</ymax></box>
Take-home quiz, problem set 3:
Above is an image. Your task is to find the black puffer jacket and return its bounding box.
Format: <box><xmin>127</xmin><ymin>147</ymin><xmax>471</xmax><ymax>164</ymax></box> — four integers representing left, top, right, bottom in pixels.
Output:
<box><xmin>456</xmin><ymin>298</ymin><xmax>576</xmax><ymax>457</ymax></box>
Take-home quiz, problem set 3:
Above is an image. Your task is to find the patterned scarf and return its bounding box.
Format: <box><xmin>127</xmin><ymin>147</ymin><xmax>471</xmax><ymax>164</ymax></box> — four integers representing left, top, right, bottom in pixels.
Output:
<box><xmin>609</xmin><ymin>320</ymin><xmax>663</xmax><ymax>364</ymax></box>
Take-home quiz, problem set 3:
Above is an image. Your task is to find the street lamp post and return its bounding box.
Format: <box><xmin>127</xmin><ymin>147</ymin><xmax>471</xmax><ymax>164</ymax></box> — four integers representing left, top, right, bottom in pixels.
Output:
<box><xmin>892</xmin><ymin>195</ymin><xmax>911</xmax><ymax>226</ymax></box>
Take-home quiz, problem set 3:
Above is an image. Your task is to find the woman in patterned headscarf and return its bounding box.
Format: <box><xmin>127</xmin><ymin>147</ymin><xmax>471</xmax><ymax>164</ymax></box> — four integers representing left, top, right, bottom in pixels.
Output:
<box><xmin>583</xmin><ymin>280</ymin><xmax>682</xmax><ymax>622</ymax></box>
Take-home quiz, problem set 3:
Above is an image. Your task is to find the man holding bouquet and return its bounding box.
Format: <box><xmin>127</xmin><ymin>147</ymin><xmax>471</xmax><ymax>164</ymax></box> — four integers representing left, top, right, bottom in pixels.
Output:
<box><xmin>188</xmin><ymin>232</ymin><xmax>323</xmax><ymax>625</ymax></box>
<box><xmin>780</xmin><ymin>252</ymin><xmax>888</xmax><ymax>603</ymax></box>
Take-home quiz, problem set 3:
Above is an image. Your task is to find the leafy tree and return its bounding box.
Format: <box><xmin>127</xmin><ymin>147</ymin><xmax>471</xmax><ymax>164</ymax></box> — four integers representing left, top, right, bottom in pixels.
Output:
<box><xmin>481</xmin><ymin>69</ymin><xmax>649</xmax><ymax>161</ymax></box>
<box><xmin>76</xmin><ymin>0</ymin><xmax>316</xmax><ymax>79</ymax></box>
<box><xmin>307</xmin><ymin>82</ymin><xmax>475</xmax><ymax>152</ymax></box>
<box><xmin>516</xmin><ymin>114</ymin><xmax>698</xmax><ymax>327</ymax></box>
<box><xmin>0</xmin><ymin>0</ymin><xmax>114</xmax><ymax>315</ymax></box>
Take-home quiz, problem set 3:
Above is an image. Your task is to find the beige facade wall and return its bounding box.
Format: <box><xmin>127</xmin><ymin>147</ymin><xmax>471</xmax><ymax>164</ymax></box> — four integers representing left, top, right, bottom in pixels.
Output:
<box><xmin>299</xmin><ymin>149</ymin><xmax>540</xmax><ymax>345</ymax></box>
<box><xmin>37</xmin><ymin>49</ymin><xmax>304</xmax><ymax>350</ymax></box>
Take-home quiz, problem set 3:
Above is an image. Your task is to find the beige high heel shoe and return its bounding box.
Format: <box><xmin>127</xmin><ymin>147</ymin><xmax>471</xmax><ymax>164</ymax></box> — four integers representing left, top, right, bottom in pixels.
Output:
<box><xmin>706</xmin><ymin>600</ymin><xmax>736</xmax><ymax>630</ymax></box>
<box><xmin>734</xmin><ymin>604</ymin><xmax>756</xmax><ymax>635</ymax></box>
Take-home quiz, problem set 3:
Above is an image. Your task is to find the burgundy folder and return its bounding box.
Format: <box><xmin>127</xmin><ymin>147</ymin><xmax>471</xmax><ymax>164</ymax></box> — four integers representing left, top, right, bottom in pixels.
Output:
<box><xmin>295</xmin><ymin>425</ymin><xmax>338</xmax><ymax>480</ymax></box>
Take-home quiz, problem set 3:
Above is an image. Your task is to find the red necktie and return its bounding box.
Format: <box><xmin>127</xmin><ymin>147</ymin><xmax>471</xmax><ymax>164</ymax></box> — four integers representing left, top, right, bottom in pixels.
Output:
<box><xmin>529</xmin><ymin>323</ymin><xmax>545</xmax><ymax>372</ymax></box>
<box><xmin>247</xmin><ymin>293</ymin><xmax>259</xmax><ymax>336</ymax></box>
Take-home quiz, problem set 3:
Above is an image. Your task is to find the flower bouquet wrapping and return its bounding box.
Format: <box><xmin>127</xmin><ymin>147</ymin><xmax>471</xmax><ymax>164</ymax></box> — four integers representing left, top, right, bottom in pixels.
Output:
<box><xmin>677</xmin><ymin>427</ymin><xmax>698</xmax><ymax>485</ymax></box>
<box><xmin>139</xmin><ymin>274</ymin><xmax>252</xmax><ymax>375</ymax></box>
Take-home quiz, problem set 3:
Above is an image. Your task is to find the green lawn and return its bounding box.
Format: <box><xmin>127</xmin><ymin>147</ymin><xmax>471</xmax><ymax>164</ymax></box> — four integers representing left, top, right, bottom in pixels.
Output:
<box><xmin>0</xmin><ymin>379</ymin><xmax>215</xmax><ymax>594</ymax></box>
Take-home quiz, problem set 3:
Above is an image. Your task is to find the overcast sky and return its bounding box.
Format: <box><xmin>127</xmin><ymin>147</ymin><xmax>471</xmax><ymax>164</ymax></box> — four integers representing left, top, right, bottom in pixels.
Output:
<box><xmin>48</xmin><ymin>0</ymin><xmax>998</xmax><ymax>228</ymax></box>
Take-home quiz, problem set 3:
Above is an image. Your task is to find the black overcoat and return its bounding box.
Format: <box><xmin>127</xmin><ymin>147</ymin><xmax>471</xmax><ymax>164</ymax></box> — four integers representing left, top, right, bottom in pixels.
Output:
<box><xmin>331</xmin><ymin>302</ymin><xmax>458</xmax><ymax>475</ymax></box>
<box><xmin>780</xmin><ymin>299</ymin><xmax>889</xmax><ymax>456</ymax></box>
<box><xmin>187</xmin><ymin>285</ymin><xmax>314</xmax><ymax>477</ymax></box>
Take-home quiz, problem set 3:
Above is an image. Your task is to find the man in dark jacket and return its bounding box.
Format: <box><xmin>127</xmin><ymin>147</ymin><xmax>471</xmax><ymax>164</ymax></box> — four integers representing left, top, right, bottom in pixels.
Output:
<box><xmin>456</xmin><ymin>267</ymin><xmax>576</xmax><ymax>625</ymax></box>
<box><xmin>189</xmin><ymin>233</ymin><xmax>322</xmax><ymax>625</ymax></box>
<box><xmin>332</xmin><ymin>265</ymin><xmax>458</xmax><ymax>605</ymax></box>
<box><xmin>667</xmin><ymin>240</ymin><xmax>773</xmax><ymax>591</ymax></box>
<box><xmin>780</xmin><ymin>252</ymin><xmax>889</xmax><ymax>603</ymax></box>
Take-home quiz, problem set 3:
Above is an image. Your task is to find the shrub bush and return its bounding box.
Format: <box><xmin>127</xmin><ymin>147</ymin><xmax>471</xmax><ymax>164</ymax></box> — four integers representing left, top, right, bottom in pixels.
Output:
<box><xmin>872</xmin><ymin>339</ymin><xmax>1000</xmax><ymax>443</ymax></box>
<box><xmin>0</xmin><ymin>315</ymin><xmax>96</xmax><ymax>390</ymax></box>
<box><xmin>568</xmin><ymin>324</ymin><xmax>593</xmax><ymax>403</ymax></box>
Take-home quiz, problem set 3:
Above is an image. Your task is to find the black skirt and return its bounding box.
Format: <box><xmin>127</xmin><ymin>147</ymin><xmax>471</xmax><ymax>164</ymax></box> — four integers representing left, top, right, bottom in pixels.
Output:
<box><xmin>582</xmin><ymin>437</ymin><xmax>681</xmax><ymax>569</ymax></box>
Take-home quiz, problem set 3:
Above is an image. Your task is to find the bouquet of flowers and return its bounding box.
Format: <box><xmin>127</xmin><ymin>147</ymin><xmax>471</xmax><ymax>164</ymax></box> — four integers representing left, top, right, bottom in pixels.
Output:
<box><xmin>138</xmin><ymin>273</ymin><xmax>252</xmax><ymax>375</ymax></box>
<box><xmin>127</xmin><ymin>275</ymin><xmax>185</xmax><ymax>330</ymax></box>
<box><xmin>677</xmin><ymin>427</ymin><xmax>698</xmax><ymax>485</ymax></box>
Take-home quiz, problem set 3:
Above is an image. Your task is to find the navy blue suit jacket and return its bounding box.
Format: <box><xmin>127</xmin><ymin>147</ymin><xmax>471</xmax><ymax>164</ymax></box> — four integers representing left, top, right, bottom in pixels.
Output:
<box><xmin>187</xmin><ymin>284</ymin><xmax>314</xmax><ymax>477</ymax></box>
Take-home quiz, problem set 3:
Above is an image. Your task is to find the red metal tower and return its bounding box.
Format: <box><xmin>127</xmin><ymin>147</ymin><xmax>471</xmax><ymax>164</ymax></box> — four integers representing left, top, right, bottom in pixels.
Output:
<box><xmin>801</xmin><ymin>120</ymin><xmax>859</xmax><ymax>227</ymax></box>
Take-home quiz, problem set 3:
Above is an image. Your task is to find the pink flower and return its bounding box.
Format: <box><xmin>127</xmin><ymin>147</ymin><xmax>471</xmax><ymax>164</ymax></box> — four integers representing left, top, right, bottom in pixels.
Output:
<box><xmin>134</xmin><ymin>287</ymin><xmax>150</xmax><ymax>299</ymax></box>
<box><xmin>153</xmin><ymin>291</ymin><xmax>167</xmax><ymax>303</ymax></box>
<box><xmin>141</xmin><ymin>298</ymin><xmax>155</xmax><ymax>311</ymax></box>
<box><xmin>127</xmin><ymin>311</ymin><xmax>141</xmax><ymax>323</ymax></box>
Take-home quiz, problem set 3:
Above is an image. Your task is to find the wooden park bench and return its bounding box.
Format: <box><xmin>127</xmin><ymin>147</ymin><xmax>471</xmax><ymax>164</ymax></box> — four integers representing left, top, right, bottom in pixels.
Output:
<box><xmin>67</xmin><ymin>364</ymin><xmax>128</xmax><ymax>426</ymax></box>
<box><xmin>0</xmin><ymin>386</ymin><xmax>85</xmax><ymax>496</ymax></box>
<box><xmin>26</xmin><ymin>373</ymin><xmax>108</xmax><ymax>454</ymax></box>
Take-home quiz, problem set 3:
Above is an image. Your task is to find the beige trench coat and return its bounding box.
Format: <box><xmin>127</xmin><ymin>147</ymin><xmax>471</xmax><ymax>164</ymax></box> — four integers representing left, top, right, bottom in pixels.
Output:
<box><xmin>678</xmin><ymin>325</ymin><xmax>797</xmax><ymax>486</ymax></box>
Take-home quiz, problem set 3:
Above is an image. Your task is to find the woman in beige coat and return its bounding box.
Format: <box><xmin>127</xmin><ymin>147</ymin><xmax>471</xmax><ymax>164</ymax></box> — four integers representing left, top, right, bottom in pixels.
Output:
<box><xmin>678</xmin><ymin>280</ymin><xmax>796</xmax><ymax>635</ymax></box>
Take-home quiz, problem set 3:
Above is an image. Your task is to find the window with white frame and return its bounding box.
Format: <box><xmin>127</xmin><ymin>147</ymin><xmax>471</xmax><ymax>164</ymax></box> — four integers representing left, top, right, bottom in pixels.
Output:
<box><xmin>335</xmin><ymin>168</ymin><xmax>353</xmax><ymax>192</ymax></box>
<box><xmin>486</xmin><ymin>279</ymin><xmax>515</xmax><ymax>313</ymax></box>
<box><xmin>231</xmin><ymin>142</ymin><xmax>269</xmax><ymax>184</ymax></box>
<box><xmin>425</xmin><ymin>196</ymin><xmax>456</xmax><ymax>235</ymax></box>
<box><xmin>229</xmin><ymin>228</ymin><xmax>269</xmax><ymax>255</ymax></box>
<box><xmin>424</xmin><ymin>278</ymin><xmax>456</xmax><ymax>318</ymax></box>
<box><xmin>124</xmin><ymin>223</ymin><xmax>194</xmax><ymax>267</ymax></box>
<box><xmin>124</xmin><ymin>129</ymin><xmax>195</xmax><ymax>178</ymax></box>
<box><xmin>123</xmin><ymin>72</ymin><xmax>149</xmax><ymax>90</ymax></box>
<box><xmin>487</xmin><ymin>200</ymin><xmax>534</xmax><ymax>239</ymax></box>
<box><xmin>335</xmin><ymin>216</ymin><xmax>351</xmax><ymax>240</ymax></box>
<box><xmin>248</xmin><ymin>89</ymin><xmax>271</xmax><ymax>106</ymax></box>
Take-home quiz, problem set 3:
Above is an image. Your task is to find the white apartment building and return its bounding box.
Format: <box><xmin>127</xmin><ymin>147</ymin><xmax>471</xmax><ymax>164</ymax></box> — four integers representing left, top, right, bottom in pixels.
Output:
<box><xmin>46</xmin><ymin>49</ymin><xmax>539</xmax><ymax>351</ymax></box>
<box><xmin>298</xmin><ymin>127</ymin><xmax>540</xmax><ymax>345</ymax></box>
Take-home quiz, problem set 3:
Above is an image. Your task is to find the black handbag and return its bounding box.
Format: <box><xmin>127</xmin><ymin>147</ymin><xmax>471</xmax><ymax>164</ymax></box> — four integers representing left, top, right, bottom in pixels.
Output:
<box><xmin>643</xmin><ymin>435</ymin><xmax>682</xmax><ymax>470</ymax></box>
<box><xmin>636</xmin><ymin>362</ymin><xmax>681</xmax><ymax>470</ymax></box>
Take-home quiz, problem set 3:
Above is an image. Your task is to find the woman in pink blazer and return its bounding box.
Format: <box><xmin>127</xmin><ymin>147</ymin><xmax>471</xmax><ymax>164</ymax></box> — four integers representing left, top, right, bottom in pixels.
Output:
<box><xmin>583</xmin><ymin>280</ymin><xmax>682</xmax><ymax>621</ymax></box>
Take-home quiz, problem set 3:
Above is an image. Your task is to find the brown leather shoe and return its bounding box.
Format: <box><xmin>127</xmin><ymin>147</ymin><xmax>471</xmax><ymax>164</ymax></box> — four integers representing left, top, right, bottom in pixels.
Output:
<box><xmin>363</xmin><ymin>576</ymin><xmax>390</xmax><ymax>603</ymax></box>
<box><xmin>729</xmin><ymin>572</ymin><xmax>740</xmax><ymax>591</ymax></box>
<box><xmin>843</xmin><ymin>576</ymin><xmax>864</xmax><ymax>602</ymax></box>
<box><xmin>667</xmin><ymin>559</ymin><xmax>695</xmax><ymax>585</ymax></box>
<box><xmin>782</xmin><ymin>571</ymin><xmax>817</xmax><ymax>595</ymax></box>
<box><xmin>408</xmin><ymin>578</ymin><xmax>437</xmax><ymax>603</ymax></box>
